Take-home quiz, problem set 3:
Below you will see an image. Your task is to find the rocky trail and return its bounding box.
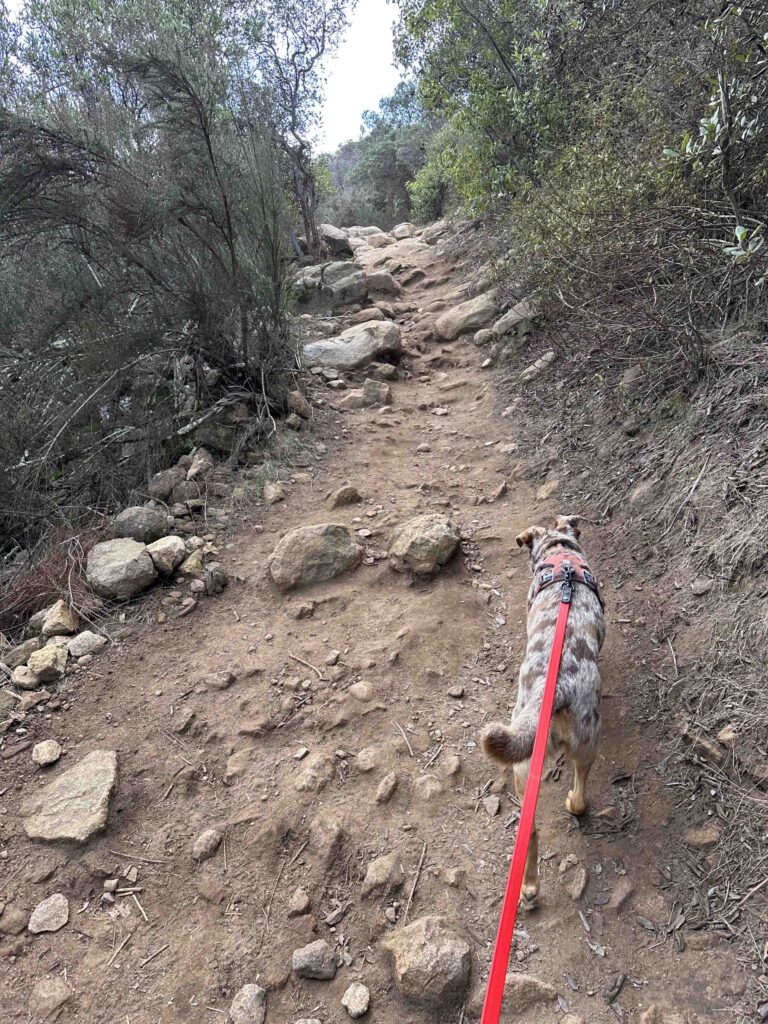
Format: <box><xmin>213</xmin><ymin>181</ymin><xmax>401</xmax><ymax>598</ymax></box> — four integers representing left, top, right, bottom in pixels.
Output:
<box><xmin>0</xmin><ymin>223</ymin><xmax>749</xmax><ymax>1024</ymax></box>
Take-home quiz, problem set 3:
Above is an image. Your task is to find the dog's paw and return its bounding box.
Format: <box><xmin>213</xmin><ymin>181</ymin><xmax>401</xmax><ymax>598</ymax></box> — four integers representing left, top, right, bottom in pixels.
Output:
<box><xmin>520</xmin><ymin>882</ymin><xmax>540</xmax><ymax>907</ymax></box>
<box><xmin>566</xmin><ymin>791</ymin><xmax>588</xmax><ymax>817</ymax></box>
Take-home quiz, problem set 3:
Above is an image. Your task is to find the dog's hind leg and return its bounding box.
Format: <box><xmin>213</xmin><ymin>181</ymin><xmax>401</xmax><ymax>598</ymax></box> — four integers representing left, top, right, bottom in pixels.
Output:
<box><xmin>566</xmin><ymin>755</ymin><xmax>593</xmax><ymax>817</ymax></box>
<box><xmin>513</xmin><ymin>763</ymin><xmax>540</xmax><ymax>901</ymax></box>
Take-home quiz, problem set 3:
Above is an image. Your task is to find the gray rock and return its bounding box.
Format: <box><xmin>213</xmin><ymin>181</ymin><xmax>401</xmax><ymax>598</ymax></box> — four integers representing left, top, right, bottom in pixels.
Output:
<box><xmin>192</xmin><ymin>827</ymin><xmax>222</xmax><ymax>862</ymax></box>
<box><xmin>148</xmin><ymin>465</ymin><xmax>186</xmax><ymax>500</ymax></box>
<box><xmin>67</xmin><ymin>631</ymin><xmax>108</xmax><ymax>658</ymax></box>
<box><xmin>294</xmin><ymin>753</ymin><xmax>336</xmax><ymax>793</ymax></box>
<box><xmin>342</xmin><ymin>982</ymin><xmax>371</xmax><ymax>1018</ymax></box>
<box><xmin>392</xmin><ymin>222</ymin><xmax>416</xmax><ymax>239</ymax></box>
<box><xmin>320</xmin><ymin>223</ymin><xmax>353</xmax><ymax>258</ymax></box>
<box><xmin>146</xmin><ymin>536</ymin><xmax>187</xmax><ymax>575</ymax></box>
<box><xmin>304</xmin><ymin>320</ymin><xmax>402</xmax><ymax>371</ymax></box>
<box><xmin>32</xmin><ymin>740</ymin><xmax>62</xmax><ymax>767</ymax></box>
<box><xmin>466</xmin><ymin>972</ymin><xmax>556</xmax><ymax>1018</ymax></box>
<box><xmin>388</xmin><ymin>515</ymin><xmax>461</xmax><ymax>575</ymax></box>
<box><xmin>268</xmin><ymin>523</ymin><xmax>363</xmax><ymax>591</ymax></box>
<box><xmin>0</xmin><ymin>905</ymin><xmax>28</xmax><ymax>934</ymax></box>
<box><xmin>491</xmin><ymin>300</ymin><xmax>537</xmax><ymax>337</ymax></box>
<box><xmin>327</xmin><ymin>484</ymin><xmax>362</xmax><ymax>509</ymax></box>
<box><xmin>87</xmin><ymin>538</ymin><xmax>157</xmax><ymax>599</ymax></box>
<box><xmin>292</xmin><ymin>939</ymin><xmax>337</xmax><ymax>980</ymax></box>
<box><xmin>287</xmin><ymin>887</ymin><xmax>311</xmax><ymax>918</ymax></box>
<box><xmin>366</xmin><ymin>270</ymin><xmax>401</xmax><ymax>295</ymax></box>
<box><xmin>520</xmin><ymin>350</ymin><xmax>555</xmax><ymax>383</ymax></box>
<box><xmin>12</xmin><ymin>664</ymin><xmax>40</xmax><ymax>690</ymax></box>
<box><xmin>3</xmin><ymin>636</ymin><xmax>43</xmax><ymax>669</ymax></box>
<box><xmin>263</xmin><ymin>480</ymin><xmax>285</xmax><ymax>505</ymax></box>
<box><xmin>382</xmin><ymin>916</ymin><xmax>471</xmax><ymax>1007</ymax></box>
<box><xmin>21</xmin><ymin>750</ymin><xmax>118</xmax><ymax>842</ymax></box>
<box><xmin>113</xmin><ymin>506</ymin><xmax>168</xmax><ymax>543</ymax></box>
<box><xmin>27</xmin><ymin>978</ymin><xmax>72</xmax><ymax>1018</ymax></box>
<box><xmin>362</xmin><ymin>850</ymin><xmax>406</xmax><ymax>898</ymax></box>
<box><xmin>422</xmin><ymin>220</ymin><xmax>448</xmax><ymax>244</ymax></box>
<box><xmin>41</xmin><ymin>599</ymin><xmax>79</xmax><ymax>637</ymax></box>
<box><xmin>27</xmin><ymin>644</ymin><xmax>67</xmax><ymax>682</ymax></box>
<box><xmin>375</xmin><ymin>772</ymin><xmax>398</xmax><ymax>804</ymax></box>
<box><xmin>323</xmin><ymin>261</ymin><xmax>368</xmax><ymax>306</ymax></box>
<box><xmin>28</xmin><ymin>893</ymin><xmax>69</xmax><ymax>933</ymax></box>
<box><xmin>435</xmin><ymin>292</ymin><xmax>499</xmax><ymax>340</ymax></box>
<box><xmin>229</xmin><ymin>984</ymin><xmax>266</xmax><ymax>1024</ymax></box>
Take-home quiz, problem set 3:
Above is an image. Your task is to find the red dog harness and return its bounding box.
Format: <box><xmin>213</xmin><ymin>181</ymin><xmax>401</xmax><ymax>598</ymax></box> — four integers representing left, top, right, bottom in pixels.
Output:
<box><xmin>532</xmin><ymin>549</ymin><xmax>603</xmax><ymax>608</ymax></box>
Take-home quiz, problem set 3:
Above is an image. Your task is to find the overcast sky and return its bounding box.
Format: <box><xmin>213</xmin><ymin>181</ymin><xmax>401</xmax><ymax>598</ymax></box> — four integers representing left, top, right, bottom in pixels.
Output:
<box><xmin>317</xmin><ymin>0</ymin><xmax>401</xmax><ymax>152</ymax></box>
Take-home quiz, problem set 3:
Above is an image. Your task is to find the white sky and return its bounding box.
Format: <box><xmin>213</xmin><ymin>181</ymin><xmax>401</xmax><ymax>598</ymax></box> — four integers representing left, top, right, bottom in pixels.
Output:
<box><xmin>317</xmin><ymin>0</ymin><xmax>401</xmax><ymax>152</ymax></box>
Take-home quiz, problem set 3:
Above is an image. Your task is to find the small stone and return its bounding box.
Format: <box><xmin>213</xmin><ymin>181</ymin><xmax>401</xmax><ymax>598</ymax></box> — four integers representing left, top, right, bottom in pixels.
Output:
<box><xmin>691</xmin><ymin>577</ymin><xmax>714</xmax><ymax>597</ymax></box>
<box><xmin>382</xmin><ymin>916</ymin><xmax>470</xmax><ymax>1007</ymax></box>
<box><xmin>288</xmin><ymin>888</ymin><xmax>311</xmax><ymax>918</ymax></box>
<box><xmin>350</xmin><ymin>680</ymin><xmax>375</xmax><ymax>701</ymax></box>
<box><xmin>684</xmin><ymin>821</ymin><xmax>722</xmax><ymax>848</ymax></box>
<box><xmin>294</xmin><ymin>747</ymin><xmax>309</xmax><ymax>761</ymax></box>
<box><xmin>288</xmin><ymin>390</ymin><xmax>312</xmax><ymax>419</ymax></box>
<box><xmin>717</xmin><ymin>724</ymin><xmax>737</xmax><ymax>746</ymax></box>
<box><xmin>362</xmin><ymin>851</ymin><xmax>406</xmax><ymax>898</ymax></box>
<box><xmin>295</xmin><ymin>753</ymin><xmax>335</xmax><ymax>793</ymax></box>
<box><xmin>325</xmin><ymin>649</ymin><xmax>341</xmax><ymax>666</ymax></box>
<box><xmin>292</xmin><ymin>938</ymin><xmax>337</xmax><ymax>980</ymax></box>
<box><xmin>146</xmin><ymin>536</ymin><xmax>187</xmax><ymax>575</ymax></box>
<box><xmin>13</xmin><ymin>665</ymin><xmax>41</xmax><ymax>690</ymax></box>
<box><xmin>67</xmin><ymin>631</ymin><xmax>108</xmax><ymax>658</ymax></box>
<box><xmin>442</xmin><ymin>754</ymin><xmax>462</xmax><ymax>777</ymax></box>
<box><xmin>327</xmin><ymin>485</ymin><xmax>362</xmax><ymax>509</ymax></box>
<box><xmin>416</xmin><ymin>443</ymin><xmax>432</xmax><ymax>453</ymax></box>
<box><xmin>27</xmin><ymin>644</ymin><xmax>67</xmax><ymax>683</ymax></box>
<box><xmin>0</xmin><ymin>905</ymin><xmax>28</xmax><ymax>935</ymax></box>
<box><xmin>192</xmin><ymin>828</ymin><xmax>222</xmax><ymax>862</ymax></box>
<box><xmin>21</xmin><ymin>749</ymin><xmax>118</xmax><ymax>843</ymax></box>
<box><xmin>3</xmin><ymin>636</ymin><xmax>43</xmax><ymax>669</ymax></box>
<box><xmin>412</xmin><ymin>775</ymin><xmax>445</xmax><ymax>802</ymax></box>
<box><xmin>609</xmin><ymin>877</ymin><xmax>635</xmax><ymax>914</ymax></box>
<box><xmin>28</xmin><ymin>893</ymin><xmax>69</xmax><ymax>934</ymax></box>
<box><xmin>483</xmin><ymin>795</ymin><xmax>500</xmax><ymax>817</ymax></box>
<box><xmin>263</xmin><ymin>480</ymin><xmax>285</xmax><ymax>505</ymax></box>
<box><xmin>448</xmin><ymin>685</ymin><xmax>464</xmax><ymax>698</ymax></box>
<box><xmin>41</xmin><ymin>599</ymin><xmax>79</xmax><ymax>637</ymax></box>
<box><xmin>376</xmin><ymin>772</ymin><xmax>398</xmax><ymax>804</ymax></box>
<box><xmin>32</xmin><ymin>740</ymin><xmax>62</xmax><ymax>767</ymax></box>
<box><xmin>286</xmin><ymin>412</ymin><xmax>303</xmax><ymax>430</ymax></box>
<box><xmin>205</xmin><ymin>670</ymin><xmax>237</xmax><ymax>690</ymax></box>
<box><xmin>229</xmin><ymin>983</ymin><xmax>266</xmax><ymax>1024</ymax></box>
<box><xmin>567</xmin><ymin>865</ymin><xmax>588</xmax><ymax>900</ymax></box>
<box><xmin>27</xmin><ymin>978</ymin><xmax>72</xmax><ymax>1018</ymax></box>
<box><xmin>342</xmin><ymin>982</ymin><xmax>370</xmax><ymax>1019</ymax></box>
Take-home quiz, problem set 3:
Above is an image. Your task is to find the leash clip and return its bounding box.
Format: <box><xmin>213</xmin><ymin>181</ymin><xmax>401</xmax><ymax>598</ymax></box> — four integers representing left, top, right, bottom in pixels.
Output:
<box><xmin>561</xmin><ymin>564</ymin><xmax>573</xmax><ymax>604</ymax></box>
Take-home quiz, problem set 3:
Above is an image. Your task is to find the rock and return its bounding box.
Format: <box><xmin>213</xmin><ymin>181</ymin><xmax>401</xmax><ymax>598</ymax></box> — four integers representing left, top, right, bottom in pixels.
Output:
<box><xmin>491</xmin><ymin>300</ymin><xmax>537</xmax><ymax>337</ymax></box>
<box><xmin>67</xmin><ymin>631</ymin><xmax>108</xmax><ymax>658</ymax></box>
<box><xmin>3</xmin><ymin>636</ymin><xmax>43</xmax><ymax>669</ymax></box>
<box><xmin>691</xmin><ymin>577</ymin><xmax>714</xmax><ymax>597</ymax></box>
<box><xmin>342</xmin><ymin>982</ymin><xmax>371</xmax><ymax>1018</ymax></box>
<box><xmin>474</xmin><ymin>328</ymin><xmax>493</xmax><ymax>347</ymax></box>
<box><xmin>561</xmin><ymin>1017</ymin><xmax>586</xmax><ymax>1024</ymax></box>
<box><xmin>350</xmin><ymin>680</ymin><xmax>375</xmax><ymax>701</ymax></box>
<box><xmin>567</xmin><ymin>865</ymin><xmax>588</xmax><ymax>900</ymax></box>
<box><xmin>366</xmin><ymin>361</ymin><xmax>398</xmax><ymax>381</ymax></box>
<box><xmin>192</xmin><ymin>827</ymin><xmax>222</xmax><ymax>862</ymax></box>
<box><xmin>87</xmin><ymin>538</ymin><xmax>157</xmax><ymax>599</ymax></box>
<box><xmin>322</xmin><ymin>261</ymin><xmax>368</xmax><ymax>306</ymax></box>
<box><xmin>717</xmin><ymin>724</ymin><xmax>737</xmax><ymax>746</ymax></box>
<box><xmin>520</xmin><ymin>350</ymin><xmax>555</xmax><ymax>382</ymax></box>
<box><xmin>609</xmin><ymin>877</ymin><xmax>635</xmax><ymax>914</ymax></box>
<box><xmin>187</xmin><ymin>447</ymin><xmax>215</xmax><ymax>481</ymax></box>
<box><xmin>32</xmin><ymin>740</ymin><xmax>62</xmax><ymax>767</ymax></box>
<box><xmin>367</xmin><ymin>231</ymin><xmax>396</xmax><ymax>248</ymax></box>
<box><xmin>435</xmin><ymin>292</ymin><xmax>498</xmax><ymax>340</ymax></box>
<box><xmin>146</xmin><ymin>536</ymin><xmax>187</xmax><ymax>575</ymax></box>
<box><xmin>416</xmin><ymin>443</ymin><xmax>431</xmax><ymax>453</ymax></box>
<box><xmin>229</xmin><ymin>983</ymin><xmax>266</xmax><ymax>1024</ymax></box>
<box><xmin>327</xmin><ymin>484</ymin><xmax>362</xmax><ymax>509</ymax></box>
<box><xmin>362</xmin><ymin>851</ymin><xmax>406</xmax><ymax>898</ymax></box>
<box><xmin>263</xmin><ymin>481</ymin><xmax>285</xmax><ymax>505</ymax></box>
<box><xmin>375</xmin><ymin>772</ymin><xmax>398</xmax><ymax>804</ymax></box>
<box><xmin>27</xmin><ymin>978</ymin><xmax>72</xmax><ymax>1018</ymax></box>
<box><xmin>392</xmin><ymin>222</ymin><xmax>416</xmax><ymax>239</ymax></box>
<box><xmin>366</xmin><ymin>270</ymin><xmax>401</xmax><ymax>295</ymax></box>
<box><xmin>28</xmin><ymin>893</ymin><xmax>69</xmax><ymax>933</ymax></box>
<box><xmin>388</xmin><ymin>515</ymin><xmax>460</xmax><ymax>575</ymax></box>
<box><xmin>41</xmin><ymin>600</ymin><xmax>79</xmax><ymax>637</ymax></box>
<box><xmin>113</xmin><ymin>505</ymin><xmax>168</xmax><ymax>543</ymax></box>
<box><xmin>422</xmin><ymin>220</ymin><xmax>448</xmax><ymax>244</ymax></box>
<box><xmin>320</xmin><ymin>223</ymin><xmax>353</xmax><ymax>257</ymax></box>
<box><xmin>499</xmin><ymin>973</ymin><xmax>556</xmax><ymax>1011</ymax></box>
<box><xmin>12</xmin><ymin>664</ymin><xmax>40</xmax><ymax>689</ymax></box>
<box><xmin>536</xmin><ymin>478</ymin><xmax>559</xmax><ymax>502</ymax></box>
<box><xmin>413</xmin><ymin>775</ymin><xmax>445</xmax><ymax>802</ymax></box>
<box><xmin>483</xmin><ymin>795</ymin><xmax>500</xmax><ymax>817</ymax></box>
<box><xmin>304</xmin><ymin>320</ymin><xmax>402</xmax><ymax>371</ymax></box>
<box><xmin>684</xmin><ymin>821</ymin><xmax>722</xmax><ymax>848</ymax></box>
<box><xmin>286</xmin><ymin>412</ymin><xmax>303</xmax><ymax>430</ymax></box>
<box><xmin>295</xmin><ymin>753</ymin><xmax>336</xmax><ymax>793</ymax></box>
<box><xmin>148</xmin><ymin>465</ymin><xmax>186</xmax><ymax>500</ymax></box>
<box><xmin>309</xmin><ymin>814</ymin><xmax>346</xmax><ymax>867</ymax></box>
<box><xmin>0</xmin><ymin>905</ymin><xmax>28</xmax><ymax>934</ymax></box>
<box><xmin>288</xmin><ymin>390</ymin><xmax>312</xmax><ymax>419</ymax></box>
<box><xmin>620</xmin><ymin>364</ymin><xmax>645</xmax><ymax>390</ymax></box>
<box><xmin>21</xmin><ymin>749</ymin><xmax>118</xmax><ymax>842</ymax></box>
<box><xmin>268</xmin><ymin>523</ymin><xmax>363</xmax><ymax>591</ymax></box>
<box><xmin>288</xmin><ymin>888</ymin><xmax>311</xmax><ymax>918</ymax></box>
<box><xmin>292</xmin><ymin>938</ymin><xmax>337</xmax><ymax>980</ymax></box>
<box><xmin>27</xmin><ymin>644</ymin><xmax>67</xmax><ymax>683</ymax></box>
<box><xmin>382</xmin><ymin>916</ymin><xmax>470</xmax><ymax>1007</ymax></box>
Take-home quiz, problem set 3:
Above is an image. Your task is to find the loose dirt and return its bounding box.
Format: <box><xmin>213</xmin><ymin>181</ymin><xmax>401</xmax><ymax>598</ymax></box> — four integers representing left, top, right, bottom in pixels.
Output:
<box><xmin>0</xmin><ymin>234</ymin><xmax>748</xmax><ymax>1023</ymax></box>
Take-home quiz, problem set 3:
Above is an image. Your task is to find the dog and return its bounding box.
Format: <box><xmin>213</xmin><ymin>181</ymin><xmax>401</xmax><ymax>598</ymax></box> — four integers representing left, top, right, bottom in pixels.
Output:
<box><xmin>481</xmin><ymin>515</ymin><xmax>605</xmax><ymax>901</ymax></box>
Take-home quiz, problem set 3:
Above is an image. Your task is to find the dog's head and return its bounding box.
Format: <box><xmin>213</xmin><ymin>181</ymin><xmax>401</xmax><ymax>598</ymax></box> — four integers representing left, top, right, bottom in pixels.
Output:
<box><xmin>515</xmin><ymin>515</ymin><xmax>582</xmax><ymax>567</ymax></box>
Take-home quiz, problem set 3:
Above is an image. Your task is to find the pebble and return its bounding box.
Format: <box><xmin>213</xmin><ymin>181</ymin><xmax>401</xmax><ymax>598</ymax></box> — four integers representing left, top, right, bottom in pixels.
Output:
<box><xmin>448</xmin><ymin>685</ymin><xmax>464</xmax><ymax>698</ymax></box>
<box><xmin>375</xmin><ymin>772</ymin><xmax>398</xmax><ymax>804</ymax></box>
<box><xmin>292</xmin><ymin>939</ymin><xmax>337</xmax><ymax>980</ymax></box>
<box><xmin>32</xmin><ymin>740</ymin><xmax>62</xmax><ymax>767</ymax></box>
<box><xmin>567</xmin><ymin>865</ymin><xmax>588</xmax><ymax>900</ymax></box>
<box><xmin>325</xmin><ymin>650</ymin><xmax>341</xmax><ymax>665</ymax></box>
<box><xmin>483</xmin><ymin>794</ymin><xmax>501</xmax><ymax>817</ymax></box>
<box><xmin>191</xmin><ymin>827</ymin><xmax>222</xmax><ymax>862</ymax></box>
<box><xmin>287</xmin><ymin>888</ymin><xmax>311</xmax><ymax>918</ymax></box>
<box><xmin>341</xmin><ymin>982</ymin><xmax>370</xmax><ymax>1019</ymax></box>
<box><xmin>229</xmin><ymin>984</ymin><xmax>266</xmax><ymax>1024</ymax></box>
<box><xmin>28</xmin><ymin>893</ymin><xmax>69</xmax><ymax>934</ymax></box>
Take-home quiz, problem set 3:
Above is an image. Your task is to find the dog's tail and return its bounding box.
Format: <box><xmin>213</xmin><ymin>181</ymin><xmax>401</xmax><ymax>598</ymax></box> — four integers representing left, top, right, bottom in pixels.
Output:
<box><xmin>481</xmin><ymin>704</ymin><xmax>539</xmax><ymax>765</ymax></box>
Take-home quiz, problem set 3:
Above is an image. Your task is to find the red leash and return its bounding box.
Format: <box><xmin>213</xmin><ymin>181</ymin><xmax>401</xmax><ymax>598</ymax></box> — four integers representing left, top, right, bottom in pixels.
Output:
<box><xmin>481</xmin><ymin>577</ymin><xmax>573</xmax><ymax>1024</ymax></box>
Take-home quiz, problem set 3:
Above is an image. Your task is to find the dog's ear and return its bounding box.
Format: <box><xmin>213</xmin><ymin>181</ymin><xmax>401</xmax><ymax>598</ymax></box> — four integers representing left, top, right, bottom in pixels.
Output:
<box><xmin>555</xmin><ymin>514</ymin><xmax>581</xmax><ymax>538</ymax></box>
<box><xmin>516</xmin><ymin>526</ymin><xmax>546</xmax><ymax>549</ymax></box>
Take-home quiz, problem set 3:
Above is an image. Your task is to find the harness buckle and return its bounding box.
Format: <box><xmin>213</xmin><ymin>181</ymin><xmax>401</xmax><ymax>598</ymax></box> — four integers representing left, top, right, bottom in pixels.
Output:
<box><xmin>561</xmin><ymin>564</ymin><xmax>573</xmax><ymax>604</ymax></box>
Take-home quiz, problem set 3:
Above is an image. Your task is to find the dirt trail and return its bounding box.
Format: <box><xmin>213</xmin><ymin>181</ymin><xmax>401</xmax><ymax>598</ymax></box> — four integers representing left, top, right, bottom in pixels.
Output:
<box><xmin>1</xmin><ymin>235</ymin><xmax>748</xmax><ymax>1023</ymax></box>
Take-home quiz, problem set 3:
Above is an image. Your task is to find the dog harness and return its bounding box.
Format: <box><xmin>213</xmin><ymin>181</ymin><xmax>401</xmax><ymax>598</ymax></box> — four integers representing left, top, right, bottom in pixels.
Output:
<box><xmin>532</xmin><ymin>549</ymin><xmax>604</xmax><ymax>608</ymax></box>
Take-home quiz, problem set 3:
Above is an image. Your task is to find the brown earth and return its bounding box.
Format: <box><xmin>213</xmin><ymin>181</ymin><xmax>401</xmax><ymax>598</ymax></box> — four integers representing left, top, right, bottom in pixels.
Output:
<box><xmin>0</xmin><ymin>232</ymin><xmax>750</xmax><ymax>1023</ymax></box>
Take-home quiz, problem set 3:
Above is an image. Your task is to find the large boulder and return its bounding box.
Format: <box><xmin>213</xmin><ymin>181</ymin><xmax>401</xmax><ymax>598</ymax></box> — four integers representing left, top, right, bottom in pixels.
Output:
<box><xmin>148</xmin><ymin>465</ymin><xmax>186</xmax><ymax>501</ymax></box>
<box><xmin>347</xmin><ymin>225</ymin><xmax>384</xmax><ymax>237</ymax></box>
<box><xmin>113</xmin><ymin>506</ymin><xmax>168</xmax><ymax>544</ymax></box>
<box><xmin>146</xmin><ymin>535</ymin><xmax>187</xmax><ymax>575</ymax></box>
<box><xmin>304</xmin><ymin>321</ymin><xmax>402</xmax><ymax>371</ymax></box>
<box><xmin>20</xmin><ymin>750</ymin><xmax>118</xmax><ymax>842</ymax></box>
<box><xmin>366</xmin><ymin>270</ymin><xmax>401</xmax><ymax>296</ymax></box>
<box><xmin>491</xmin><ymin>299</ymin><xmax>537</xmax><ymax>337</ymax></box>
<box><xmin>319</xmin><ymin>223</ymin><xmax>353</xmax><ymax>258</ymax></box>
<box><xmin>382</xmin><ymin>916</ymin><xmax>471</xmax><ymax>1008</ymax></box>
<box><xmin>422</xmin><ymin>220</ymin><xmax>448</xmax><ymax>244</ymax></box>
<box><xmin>87</xmin><ymin>538</ymin><xmax>157</xmax><ymax>599</ymax></box>
<box><xmin>388</xmin><ymin>515</ymin><xmax>461</xmax><ymax>575</ymax></box>
<box><xmin>268</xmin><ymin>524</ymin><xmax>363</xmax><ymax>591</ymax></box>
<box><xmin>435</xmin><ymin>292</ymin><xmax>499</xmax><ymax>340</ymax></box>
<box><xmin>392</xmin><ymin>222</ymin><xmax>417</xmax><ymax>240</ymax></box>
<box><xmin>367</xmin><ymin>232</ymin><xmax>396</xmax><ymax>248</ymax></box>
<box><xmin>322</xmin><ymin>261</ymin><xmax>367</xmax><ymax>306</ymax></box>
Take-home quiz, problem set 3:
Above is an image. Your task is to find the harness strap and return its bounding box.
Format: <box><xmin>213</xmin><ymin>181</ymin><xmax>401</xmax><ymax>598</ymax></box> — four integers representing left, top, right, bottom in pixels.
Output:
<box><xmin>533</xmin><ymin>551</ymin><xmax>603</xmax><ymax>608</ymax></box>
<box><xmin>480</xmin><ymin>578</ymin><xmax>573</xmax><ymax>1024</ymax></box>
